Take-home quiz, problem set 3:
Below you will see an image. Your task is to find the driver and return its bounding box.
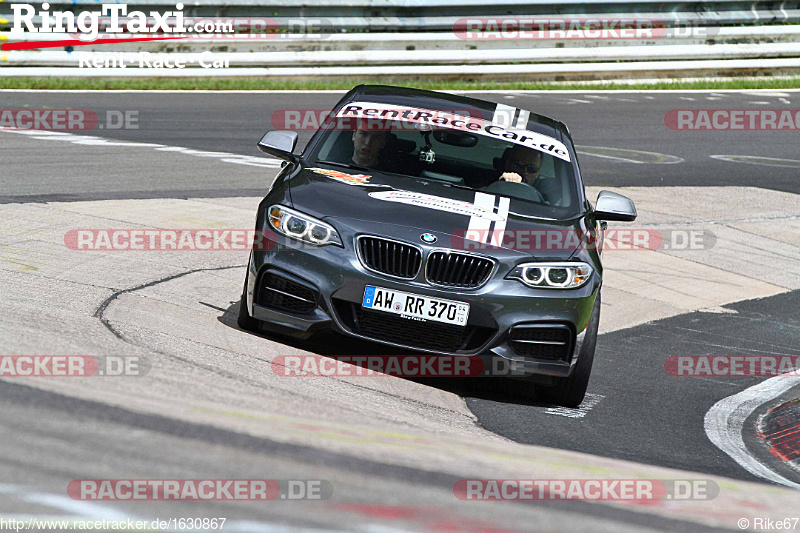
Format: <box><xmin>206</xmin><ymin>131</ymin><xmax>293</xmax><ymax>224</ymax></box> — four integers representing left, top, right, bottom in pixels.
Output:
<box><xmin>351</xmin><ymin>123</ymin><xmax>390</xmax><ymax>167</ymax></box>
<box><xmin>498</xmin><ymin>145</ymin><xmax>543</xmax><ymax>186</ymax></box>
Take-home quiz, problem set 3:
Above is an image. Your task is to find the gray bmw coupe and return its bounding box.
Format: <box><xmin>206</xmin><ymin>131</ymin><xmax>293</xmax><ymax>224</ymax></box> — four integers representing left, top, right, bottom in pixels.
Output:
<box><xmin>239</xmin><ymin>85</ymin><xmax>637</xmax><ymax>407</ymax></box>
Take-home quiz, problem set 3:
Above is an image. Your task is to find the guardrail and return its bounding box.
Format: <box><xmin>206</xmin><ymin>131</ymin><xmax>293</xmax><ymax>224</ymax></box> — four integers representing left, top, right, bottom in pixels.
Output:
<box><xmin>3</xmin><ymin>0</ymin><xmax>800</xmax><ymax>29</ymax></box>
<box><xmin>1</xmin><ymin>0</ymin><xmax>799</xmax><ymax>79</ymax></box>
<box><xmin>4</xmin><ymin>25</ymin><xmax>800</xmax><ymax>52</ymax></box>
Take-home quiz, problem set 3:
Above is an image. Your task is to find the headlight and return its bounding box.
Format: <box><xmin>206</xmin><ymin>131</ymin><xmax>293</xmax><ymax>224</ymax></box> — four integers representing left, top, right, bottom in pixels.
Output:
<box><xmin>507</xmin><ymin>262</ymin><xmax>593</xmax><ymax>289</ymax></box>
<box><xmin>267</xmin><ymin>205</ymin><xmax>343</xmax><ymax>247</ymax></box>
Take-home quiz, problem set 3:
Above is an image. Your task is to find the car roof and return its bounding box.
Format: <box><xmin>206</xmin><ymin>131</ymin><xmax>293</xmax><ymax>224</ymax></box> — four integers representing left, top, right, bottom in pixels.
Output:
<box><xmin>342</xmin><ymin>84</ymin><xmax>573</xmax><ymax>142</ymax></box>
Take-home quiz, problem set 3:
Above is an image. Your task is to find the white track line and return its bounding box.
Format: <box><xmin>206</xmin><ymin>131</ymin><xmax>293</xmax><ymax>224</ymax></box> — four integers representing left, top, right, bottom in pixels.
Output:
<box><xmin>0</xmin><ymin>128</ymin><xmax>282</xmax><ymax>168</ymax></box>
<box><xmin>704</xmin><ymin>374</ymin><xmax>800</xmax><ymax>489</ymax></box>
<box><xmin>711</xmin><ymin>155</ymin><xmax>800</xmax><ymax>168</ymax></box>
<box><xmin>576</xmin><ymin>146</ymin><xmax>685</xmax><ymax>164</ymax></box>
<box><xmin>545</xmin><ymin>393</ymin><xmax>604</xmax><ymax>419</ymax></box>
<box><xmin>0</xmin><ymin>483</ymin><xmax>136</xmax><ymax>522</ymax></box>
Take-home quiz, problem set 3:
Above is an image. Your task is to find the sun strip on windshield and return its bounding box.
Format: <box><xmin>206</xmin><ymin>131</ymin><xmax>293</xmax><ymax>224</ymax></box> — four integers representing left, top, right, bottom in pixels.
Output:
<box><xmin>336</xmin><ymin>101</ymin><xmax>571</xmax><ymax>163</ymax></box>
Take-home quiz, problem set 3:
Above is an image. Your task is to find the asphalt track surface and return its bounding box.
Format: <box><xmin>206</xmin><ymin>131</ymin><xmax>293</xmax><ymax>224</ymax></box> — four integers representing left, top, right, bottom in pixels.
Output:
<box><xmin>1</xmin><ymin>90</ymin><xmax>799</xmax><ymax>530</ymax></box>
<box><xmin>467</xmin><ymin>289</ymin><xmax>800</xmax><ymax>482</ymax></box>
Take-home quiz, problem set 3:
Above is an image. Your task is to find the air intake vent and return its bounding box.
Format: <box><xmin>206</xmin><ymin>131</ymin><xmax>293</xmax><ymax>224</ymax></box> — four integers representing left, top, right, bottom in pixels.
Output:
<box><xmin>425</xmin><ymin>252</ymin><xmax>494</xmax><ymax>288</ymax></box>
<box><xmin>357</xmin><ymin>236</ymin><xmax>422</xmax><ymax>279</ymax></box>
<box><xmin>508</xmin><ymin>324</ymin><xmax>574</xmax><ymax>362</ymax></box>
<box><xmin>257</xmin><ymin>272</ymin><xmax>318</xmax><ymax>315</ymax></box>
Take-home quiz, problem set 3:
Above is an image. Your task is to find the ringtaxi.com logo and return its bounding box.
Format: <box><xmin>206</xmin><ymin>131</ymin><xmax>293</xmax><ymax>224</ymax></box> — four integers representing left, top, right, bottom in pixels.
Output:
<box><xmin>8</xmin><ymin>4</ymin><xmax>331</xmax><ymax>41</ymax></box>
<box><xmin>0</xmin><ymin>355</ymin><xmax>148</xmax><ymax>377</ymax></box>
<box><xmin>453</xmin><ymin>479</ymin><xmax>718</xmax><ymax>501</ymax></box>
<box><xmin>6</xmin><ymin>4</ymin><xmax>333</xmax><ymax>44</ymax></box>
<box><xmin>0</xmin><ymin>110</ymin><xmax>138</xmax><ymax>131</ymax></box>
<box><xmin>3</xmin><ymin>4</ymin><xmax>335</xmax><ymax>55</ymax></box>
<box><xmin>11</xmin><ymin>2</ymin><xmax>228</xmax><ymax>41</ymax></box>
<box><xmin>68</xmin><ymin>479</ymin><xmax>333</xmax><ymax>500</ymax></box>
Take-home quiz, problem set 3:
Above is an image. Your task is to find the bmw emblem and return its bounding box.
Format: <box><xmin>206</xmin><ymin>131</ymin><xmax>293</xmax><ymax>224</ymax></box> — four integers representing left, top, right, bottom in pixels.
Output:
<box><xmin>421</xmin><ymin>233</ymin><xmax>437</xmax><ymax>244</ymax></box>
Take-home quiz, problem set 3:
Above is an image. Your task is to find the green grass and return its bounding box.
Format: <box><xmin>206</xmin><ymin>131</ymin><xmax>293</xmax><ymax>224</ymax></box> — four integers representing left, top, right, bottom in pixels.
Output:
<box><xmin>2</xmin><ymin>76</ymin><xmax>799</xmax><ymax>91</ymax></box>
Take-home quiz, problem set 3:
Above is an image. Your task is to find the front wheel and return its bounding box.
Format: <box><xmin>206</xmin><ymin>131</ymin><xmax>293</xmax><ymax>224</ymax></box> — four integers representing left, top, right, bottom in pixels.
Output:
<box><xmin>237</xmin><ymin>271</ymin><xmax>260</xmax><ymax>332</ymax></box>
<box><xmin>538</xmin><ymin>290</ymin><xmax>601</xmax><ymax>408</ymax></box>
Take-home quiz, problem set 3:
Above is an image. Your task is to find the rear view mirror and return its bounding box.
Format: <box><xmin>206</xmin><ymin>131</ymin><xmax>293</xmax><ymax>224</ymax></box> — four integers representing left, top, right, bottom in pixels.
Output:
<box><xmin>257</xmin><ymin>130</ymin><xmax>299</xmax><ymax>164</ymax></box>
<box><xmin>594</xmin><ymin>190</ymin><xmax>637</xmax><ymax>221</ymax></box>
<box><xmin>433</xmin><ymin>130</ymin><xmax>478</xmax><ymax>148</ymax></box>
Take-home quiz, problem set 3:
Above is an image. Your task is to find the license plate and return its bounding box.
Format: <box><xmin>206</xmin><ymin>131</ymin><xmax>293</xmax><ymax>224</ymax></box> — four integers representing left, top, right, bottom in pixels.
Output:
<box><xmin>362</xmin><ymin>285</ymin><xmax>470</xmax><ymax>326</ymax></box>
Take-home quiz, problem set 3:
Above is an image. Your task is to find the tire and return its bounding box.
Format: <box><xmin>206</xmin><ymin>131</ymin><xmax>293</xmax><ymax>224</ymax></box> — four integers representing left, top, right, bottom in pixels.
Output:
<box><xmin>237</xmin><ymin>272</ymin><xmax>260</xmax><ymax>332</ymax></box>
<box><xmin>538</xmin><ymin>290</ymin><xmax>601</xmax><ymax>408</ymax></box>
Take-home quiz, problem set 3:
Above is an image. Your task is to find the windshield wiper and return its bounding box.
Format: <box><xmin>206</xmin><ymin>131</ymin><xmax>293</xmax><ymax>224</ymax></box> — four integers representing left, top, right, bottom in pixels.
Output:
<box><xmin>315</xmin><ymin>160</ymin><xmax>417</xmax><ymax>179</ymax></box>
<box><xmin>448</xmin><ymin>183</ymin><xmax>481</xmax><ymax>192</ymax></box>
<box><xmin>415</xmin><ymin>178</ymin><xmax>476</xmax><ymax>192</ymax></box>
<box><xmin>315</xmin><ymin>160</ymin><xmax>474</xmax><ymax>187</ymax></box>
<box><xmin>315</xmin><ymin>160</ymin><xmax>370</xmax><ymax>172</ymax></box>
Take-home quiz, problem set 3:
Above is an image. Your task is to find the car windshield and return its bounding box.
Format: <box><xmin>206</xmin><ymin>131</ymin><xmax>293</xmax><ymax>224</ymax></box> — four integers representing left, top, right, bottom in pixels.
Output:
<box><xmin>306</xmin><ymin>113</ymin><xmax>580</xmax><ymax>219</ymax></box>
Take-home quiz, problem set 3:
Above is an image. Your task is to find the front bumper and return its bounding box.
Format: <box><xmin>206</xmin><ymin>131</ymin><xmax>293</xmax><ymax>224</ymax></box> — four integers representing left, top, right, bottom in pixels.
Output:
<box><xmin>246</xmin><ymin>224</ymin><xmax>599</xmax><ymax>378</ymax></box>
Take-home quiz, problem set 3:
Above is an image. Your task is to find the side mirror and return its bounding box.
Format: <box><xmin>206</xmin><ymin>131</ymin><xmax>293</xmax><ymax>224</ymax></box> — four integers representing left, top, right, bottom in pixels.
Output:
<box><xmin>257</xmin><ymin>130</ymin><xmax>299</xmax><ymax>164</ymax></box>
<box><xmin>594</xmin><ymin>190</ymin><xmax>637</xmax><ymax>221</ymax></box>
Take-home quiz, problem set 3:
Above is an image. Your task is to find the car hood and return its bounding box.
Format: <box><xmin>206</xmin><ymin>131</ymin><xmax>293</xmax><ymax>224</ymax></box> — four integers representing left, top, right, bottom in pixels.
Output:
<box><xmin>287</xmin><ymin>165</ymin><xmax>587</xmax><ymax>260</ymax></box>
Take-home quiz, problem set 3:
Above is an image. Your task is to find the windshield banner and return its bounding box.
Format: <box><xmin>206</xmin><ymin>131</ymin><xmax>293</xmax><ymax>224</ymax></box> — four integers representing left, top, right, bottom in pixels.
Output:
<box><xmin>337</xmin><ymin>102</ymin><xmax>571</xmax><ymax>162</ymax></box>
